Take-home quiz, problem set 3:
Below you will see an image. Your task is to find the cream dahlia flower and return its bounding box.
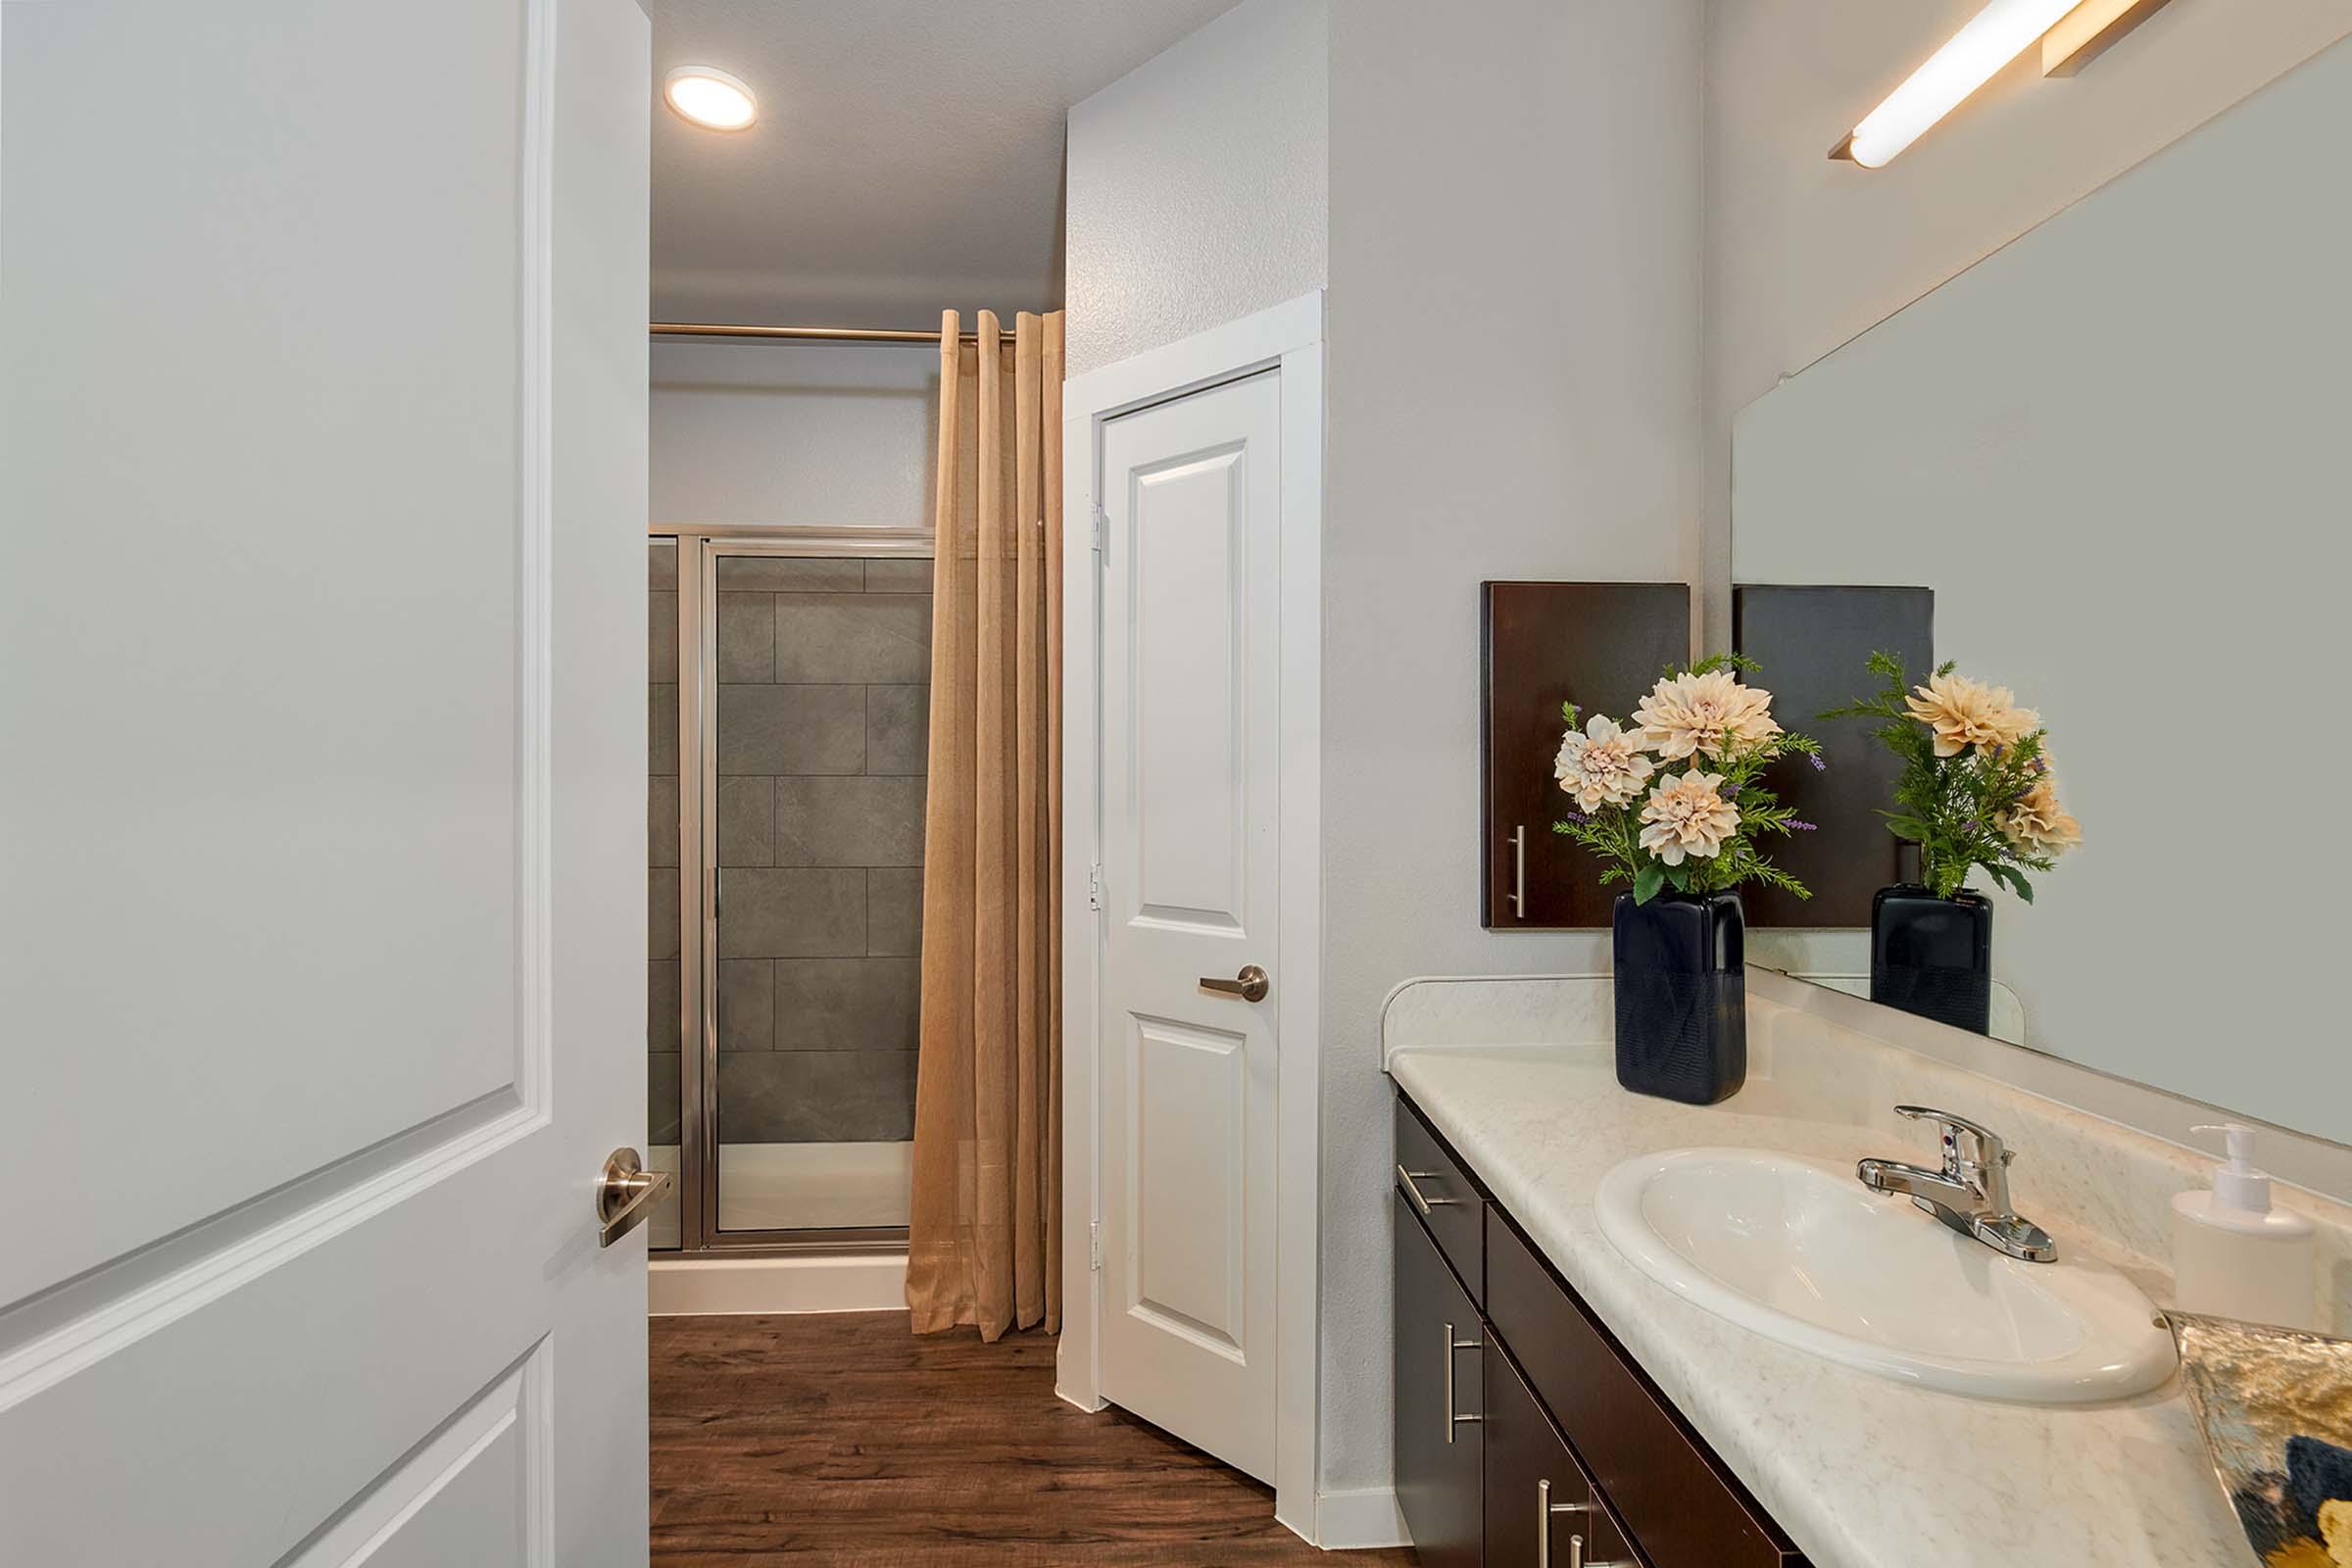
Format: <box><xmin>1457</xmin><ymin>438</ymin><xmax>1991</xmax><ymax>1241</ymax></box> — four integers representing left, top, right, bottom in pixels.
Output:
<box><xmin>1997</xmin><ymin>775</ymin><xmax>2081</xmax><ymax>858</ymax></box>
<box><xmin>1904</xmin><ymin>672</ymin><xmax>2037</xmax><ymax>759</ymax></box>
<box><xmin>1639</xmin><ymin>770</ymin><xmax>1740</xmax><ymax>865</ymax></box>
<box><xmin>1633</xmin><ymin>670</ymin><xmax>1781</xmax><ymax>762</ymax></box>
<box><xmin>1554</xmin><ymin>714</ymin><xmax>1655</xmax><ymax>811</ymax></box>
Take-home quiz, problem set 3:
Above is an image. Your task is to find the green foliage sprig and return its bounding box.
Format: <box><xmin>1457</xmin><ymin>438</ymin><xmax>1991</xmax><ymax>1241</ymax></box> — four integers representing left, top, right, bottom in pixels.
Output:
<box><xmin>1551</xmin><ymin>653</ymin><xmax>1819</xmax><ymax>906</ymax></box>
<box><xmin>1819</xmin><ymin>652</ymin><xmax>2060</xmax><ymax>903</ymax></box>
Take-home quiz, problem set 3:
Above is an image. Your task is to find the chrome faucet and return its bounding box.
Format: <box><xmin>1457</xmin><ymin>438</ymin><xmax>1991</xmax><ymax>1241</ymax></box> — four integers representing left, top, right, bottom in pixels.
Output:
<box><xmin>1857</xmin><ymin>1105</ymin><xmax>2058</xmax><ymax>1262</ymax></box>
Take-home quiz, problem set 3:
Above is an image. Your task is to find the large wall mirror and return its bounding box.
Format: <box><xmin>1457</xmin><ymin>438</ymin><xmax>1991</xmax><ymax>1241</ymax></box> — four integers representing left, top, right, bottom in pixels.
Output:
<box><xmin>1731</xmin><ymin>37</ymin><xmax>2350</xmax><ymax>1144</ymax></box>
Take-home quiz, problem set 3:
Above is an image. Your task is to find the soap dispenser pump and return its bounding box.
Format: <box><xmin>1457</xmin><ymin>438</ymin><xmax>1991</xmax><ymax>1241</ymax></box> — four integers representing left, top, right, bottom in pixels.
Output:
<box><xmin>2170</xmin><ymin>1123</ymin><xmax>2317</xmax><ymax>1330</ymax></box>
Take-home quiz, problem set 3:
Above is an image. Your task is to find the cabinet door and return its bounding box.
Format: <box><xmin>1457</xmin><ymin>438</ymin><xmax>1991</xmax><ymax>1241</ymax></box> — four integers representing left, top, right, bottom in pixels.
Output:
<box><xmin>1484</xmin><ymin>1335</ymin><xmax>1637</xmax><ymax>1568</ymax></box>
<box><xmin>1481</xmin><ymin>581</ymin><xmax>1690</xmax><ymax>928</ymax></box>
<box><xmin>1395</xmin><ymin>1190</ymin><xmax>1483</xmax><ymax>1568</ymax></box>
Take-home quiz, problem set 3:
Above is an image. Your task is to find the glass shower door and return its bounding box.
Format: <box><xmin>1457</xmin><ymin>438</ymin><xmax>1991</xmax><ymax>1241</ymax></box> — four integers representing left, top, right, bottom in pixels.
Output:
<box><xmin>706</xmin><ymin>545</ymin><xmax>932</xmax><ymax>1239</ymax></box>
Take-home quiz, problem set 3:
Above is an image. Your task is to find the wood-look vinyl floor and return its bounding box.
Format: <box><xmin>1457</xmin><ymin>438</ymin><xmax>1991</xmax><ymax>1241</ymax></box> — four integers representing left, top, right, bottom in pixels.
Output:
<box><xmin>651</xmin><ymin>1311</ymin><xmax>1420</xmax><ymax>1568</ymax></box>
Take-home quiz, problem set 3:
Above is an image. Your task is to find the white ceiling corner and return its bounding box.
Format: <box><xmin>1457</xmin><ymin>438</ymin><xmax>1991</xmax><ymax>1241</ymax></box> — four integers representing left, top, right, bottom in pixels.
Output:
<box><xmin>648</xmin><ymin>0</ymin><xmax>1241</xmax><ymax>328</ymax></box>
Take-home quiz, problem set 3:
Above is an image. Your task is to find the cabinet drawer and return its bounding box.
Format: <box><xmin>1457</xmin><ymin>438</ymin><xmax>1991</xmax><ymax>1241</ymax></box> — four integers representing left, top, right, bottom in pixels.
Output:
<box><xmin>1484</xmin><ymin>1333</ymin><xmax>1638</xmax><ymax>1568</ymax></box>
<box><xmin>1486</xmin><ymin>1208</ymin><xmax>1801</xmax><ymax>1568</ymax></box>
<box><xmin>1395</xmin><ymin>1094</ymin><xmax>1485</xmax><ymax>1305</ymax></box>
<box><xmin>1393</xmin><ymin>1191</ymin><xmax>1483</xmax><ymax>1568</ymax></box>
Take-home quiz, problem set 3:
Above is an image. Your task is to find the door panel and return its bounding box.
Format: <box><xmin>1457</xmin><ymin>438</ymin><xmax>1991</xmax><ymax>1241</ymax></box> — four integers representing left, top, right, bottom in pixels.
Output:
<box><xmin>1098</xmin><ymin>371</ymin><xmax>1282</xmax><ymax>1482</ymax></box>
<box><xmin>0</xmin><ymin>2</ymin><xmax>651</xmax><ymax>1563</ymax></box>
<box><xmin>285</xmin><ymin>1348</ymin><xmax>544</xmax><ymax>1568</ymax></box>
<box><xmin>1394</xmin><ymin>1193</ymin><xmax>1483</xmax><ymax>1568</ymax></box>
<box><xmin>6</xmin><ymin>0</ymin><xmax>532</xmax><ymax>1305</ymax></box>
<box><xmin>1132</xmin><ymin>448</ymin><xmax>1249</xmax><ymax>929</ymax></box>
<box><xmin>1132</xmin><ymin>1014</ymin><xmax>1249</xmax><ymax>1348</ymax></box>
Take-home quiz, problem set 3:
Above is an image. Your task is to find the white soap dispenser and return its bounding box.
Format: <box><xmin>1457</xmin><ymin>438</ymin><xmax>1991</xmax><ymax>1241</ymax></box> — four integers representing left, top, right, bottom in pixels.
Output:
<box><xmin>2170</xmin><ymin>1123</ymin><xmax>2317</xmax><ymax>1330</ymax></box>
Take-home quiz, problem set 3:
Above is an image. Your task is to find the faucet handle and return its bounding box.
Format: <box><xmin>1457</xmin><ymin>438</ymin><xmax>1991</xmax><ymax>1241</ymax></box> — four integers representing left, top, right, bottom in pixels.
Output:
<box><xmin>1893</xmin><ymin>1105</ymin><xmax>2012</xmax><ymax>1171</ymax></box>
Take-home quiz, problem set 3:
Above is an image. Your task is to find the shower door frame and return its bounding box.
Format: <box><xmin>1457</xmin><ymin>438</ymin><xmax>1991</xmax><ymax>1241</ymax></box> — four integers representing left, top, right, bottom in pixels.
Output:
<box><xmin>660</xmin><ymin>522</ymin><xmax>935</xmax><ymax>1255</ymax></box>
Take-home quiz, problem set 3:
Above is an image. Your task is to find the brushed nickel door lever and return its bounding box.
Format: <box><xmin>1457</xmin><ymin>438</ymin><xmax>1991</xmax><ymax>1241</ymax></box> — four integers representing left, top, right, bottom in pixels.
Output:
<box><xmin>1199</xmin><ymin>964</ymin><xmax>1269</xmax><ymax>1003</ymax></box>
<box><xmin>597</xmin><ymin>1148</ymin><xmax>674</xmax><ymax>1248</ymax></box>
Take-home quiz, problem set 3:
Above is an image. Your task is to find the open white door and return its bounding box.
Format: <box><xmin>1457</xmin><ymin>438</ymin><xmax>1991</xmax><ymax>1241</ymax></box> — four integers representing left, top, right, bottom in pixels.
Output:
<box><xmin>1095</xmin><ymin>370</ymin><xmax>1285</xmax><ymax>1483</ymax></box>
<box><xmin>1</xmin><ymin>3</ymin><xmax>652</xmax><ymax>1564</ymax></box>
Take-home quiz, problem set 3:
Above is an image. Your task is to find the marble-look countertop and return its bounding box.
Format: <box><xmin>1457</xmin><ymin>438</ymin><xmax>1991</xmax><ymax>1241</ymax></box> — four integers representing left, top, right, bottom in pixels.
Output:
<box><xmin>1387</xmin><ymin>1041</ymin><xmax>2255</xmax><ymax>1568</ymax></box>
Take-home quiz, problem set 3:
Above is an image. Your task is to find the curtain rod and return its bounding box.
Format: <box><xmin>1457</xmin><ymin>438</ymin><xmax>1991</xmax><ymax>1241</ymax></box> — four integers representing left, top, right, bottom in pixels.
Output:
<box><xmin>651</xmin><ymin>321</ymin><xmax>981</xmax><ymax>344</ymax></box>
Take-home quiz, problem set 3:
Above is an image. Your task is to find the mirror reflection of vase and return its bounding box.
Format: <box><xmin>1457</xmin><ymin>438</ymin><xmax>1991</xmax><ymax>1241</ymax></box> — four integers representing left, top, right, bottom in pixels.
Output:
<box><xmin>1870</xmin><ymin>885</ymin><xmax>1992</xmax><ymax>1036</ymax></box>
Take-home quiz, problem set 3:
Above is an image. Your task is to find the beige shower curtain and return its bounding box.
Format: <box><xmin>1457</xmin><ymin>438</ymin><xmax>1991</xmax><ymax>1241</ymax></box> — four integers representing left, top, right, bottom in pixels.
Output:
<box><xmin>906</xmin><ymin>309</ymin><xmax>1063</xmax><ymax>1340</ymax></box>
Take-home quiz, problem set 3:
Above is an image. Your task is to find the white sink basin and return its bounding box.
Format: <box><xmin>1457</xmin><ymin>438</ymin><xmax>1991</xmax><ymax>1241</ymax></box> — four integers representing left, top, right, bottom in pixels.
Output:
<box><xmin>1594</xmin><ymin>1148</ymin><xmax>2176</xmax><ymax>1403</ymax></box>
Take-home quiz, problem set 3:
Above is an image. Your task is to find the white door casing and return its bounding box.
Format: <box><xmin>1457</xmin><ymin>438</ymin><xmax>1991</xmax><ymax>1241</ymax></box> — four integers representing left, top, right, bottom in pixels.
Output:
<box><xmin>1059</xmin><ymin>293</ymin><xmax>1324</xmax><ymax>1542</ymax></box>
<box><xmin>1096</xmin><ymin>371</ymin><xmax>1285</xmax><ymax>1484</ymax></box>
<box><xmin>0</xmin><ymin>2</ymin><xmax>651</xmax><ymax>1563</ymax></box>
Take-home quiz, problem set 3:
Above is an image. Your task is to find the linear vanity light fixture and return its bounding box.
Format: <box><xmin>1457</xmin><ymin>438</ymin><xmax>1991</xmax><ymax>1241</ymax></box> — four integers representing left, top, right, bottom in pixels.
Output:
<box><xmin>2041</xmin><ymin>0</ymin><xmax>2175</xmax><ymax>74</ymax></box>
<box><xmin>1831</xmin><ymin>0</ymin><xmax>2084</xmax><ymax>168</ymax></box>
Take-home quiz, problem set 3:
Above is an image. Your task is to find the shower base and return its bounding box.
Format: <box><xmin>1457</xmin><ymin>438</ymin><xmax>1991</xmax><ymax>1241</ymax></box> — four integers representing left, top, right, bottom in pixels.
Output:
<box><xmin>645</xmin><ymin>1140</ymin><xmax>911</xmax><ymax>1249</ymax></box>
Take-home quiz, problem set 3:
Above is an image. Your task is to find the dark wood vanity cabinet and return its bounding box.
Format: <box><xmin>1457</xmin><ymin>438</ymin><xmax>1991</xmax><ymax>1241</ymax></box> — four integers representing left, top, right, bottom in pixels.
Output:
<box><xmin>1396</xmin><ymin>1094</ymin><xmax>1486</xmax><ymax>1295</ymax></box>
<box><xmin>1484</xmin><ymin>1334</ymin><xmax>1638</xmax><ymax>1568</ymax></box>
<box><xmin>1392</xmin><ymin>1087</ymin><xmax>1808</xmax><ymax>1568</ymax></box>
<box><xmin>1486</xmin><ymin>1208</ymin><xmax>1799</xmax><ymax>1568</ymax></box>
<box><xmin>1394</xmin><ymin>1190</ymin><xmax>1484</xmax><ymax>1568</ymax></box>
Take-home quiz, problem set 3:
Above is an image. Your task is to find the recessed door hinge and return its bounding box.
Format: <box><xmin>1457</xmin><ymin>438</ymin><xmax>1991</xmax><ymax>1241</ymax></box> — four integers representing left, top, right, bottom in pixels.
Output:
<box><xmin>1091</xmin><ymin>503</ymin><xmax>1107</xmax><ymax>558</ymax></box>
<box><xmin>1087</xmin><ymin>862</ymin><xmax>1103</xmax><ymax>911</ymax></box>
<box><xmin>1090</xmin><ymin>1220</ymin><xmax>1102</xmax><ymax>1272</ymax></box>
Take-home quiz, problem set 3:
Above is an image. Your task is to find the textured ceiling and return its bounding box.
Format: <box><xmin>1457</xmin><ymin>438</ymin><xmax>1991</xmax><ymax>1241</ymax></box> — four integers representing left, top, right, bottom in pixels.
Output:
<box><xmin>648</xmin><ymin>0</ymin><xmax>1239</xmax><ymax>327</ymax></box>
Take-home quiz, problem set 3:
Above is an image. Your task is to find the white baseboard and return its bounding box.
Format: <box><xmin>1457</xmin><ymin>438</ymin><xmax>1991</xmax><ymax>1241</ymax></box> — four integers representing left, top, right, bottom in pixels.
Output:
<box><xmin>1054</xmin><ymin>1382</ymin><xmax>1107</xmax><ymax>1414</ymax></box>
<box><xmin>649</xmin><ymin>1251</ymin><xmax>907</xmax><ymax>1316</ymax></box>
<box><xmin>1314</xmin><ymin>1487</ymin><xmax>1409</xmax><ymax>1551</ymax></box>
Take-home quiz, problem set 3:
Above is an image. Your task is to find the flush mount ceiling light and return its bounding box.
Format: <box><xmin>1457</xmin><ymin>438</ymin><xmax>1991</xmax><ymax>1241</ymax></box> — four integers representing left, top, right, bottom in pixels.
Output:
<box><xmin>664</xmin><ymin>66</ymin><xmax>757</xmax><ymax>132</ymax></box>
<box><xmin>1830</xmin><ymin>0</ymin><xmax>2082</xmax><ymax>168</ymax></box>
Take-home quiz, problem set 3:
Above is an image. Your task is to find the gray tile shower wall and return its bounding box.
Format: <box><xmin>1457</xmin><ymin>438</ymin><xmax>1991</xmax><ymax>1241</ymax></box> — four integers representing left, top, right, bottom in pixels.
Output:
<box><xmin>713</xmin><ymin>557</ymin><xmax>931</xmax><ymax>1146</ymax></box>
<box><xmin>649</xmin><ymin>543</ymin><xmax>682</xmax><ymax>1150</ymax></box>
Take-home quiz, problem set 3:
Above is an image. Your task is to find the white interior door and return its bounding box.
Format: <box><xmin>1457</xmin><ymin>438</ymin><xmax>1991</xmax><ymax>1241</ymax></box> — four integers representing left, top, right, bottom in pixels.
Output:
<box><xmin>1097</xmin><ymin>370</ymin><xmax>1283</xmax><ymax>1482</ymax></box>
<box><xmin>0</xmin><ymin>2</ymin><xmax>652</xmax><ymax>1564</ymax></box>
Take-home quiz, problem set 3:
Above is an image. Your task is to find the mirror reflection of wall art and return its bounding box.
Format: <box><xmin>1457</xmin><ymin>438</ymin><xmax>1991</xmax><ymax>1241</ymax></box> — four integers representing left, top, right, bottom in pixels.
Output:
<box><xmin>2170</xmin><ymin>1310</ymin><xmax>2352</xmax><ymax>1567</ymax></box>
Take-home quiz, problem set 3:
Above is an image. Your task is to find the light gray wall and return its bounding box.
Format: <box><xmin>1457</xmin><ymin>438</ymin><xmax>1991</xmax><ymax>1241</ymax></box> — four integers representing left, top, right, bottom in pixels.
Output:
<box><xmin>650</xmin><ymin>338</ymin><xmax>938</xmax><ymax>528</ymax></box>
<box><xmin>1699</xmin><ymin>0</ymin><xmax>2352</xmax><ymax>644</ymax></box>
<box><xmin>1062</xmin><ymin>0</ymin><xmax>1329</xmax><ymax>378</ymax></box>
<box><xmin>1063</xmin><ymin>0</ymin><xmax>2352</xmax><ymax>1511</ymax></box>
<box><xmin>1319</xmin><ymin>0</ymin><xmax>1704</xmax><ymax>1497</ymax></box>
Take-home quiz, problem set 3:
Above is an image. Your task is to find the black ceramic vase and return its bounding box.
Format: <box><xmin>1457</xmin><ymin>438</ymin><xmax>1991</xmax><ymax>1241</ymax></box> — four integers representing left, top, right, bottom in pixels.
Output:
<box><xmin>1611</xmin><ymin>890</ymin><xmax>1745</xmax><ymax>1104</ymax></box>
<box><xmin>1870</xmin><ymin>884</ymin><xmax>1992</xmax><ymax>1035</ymax></box>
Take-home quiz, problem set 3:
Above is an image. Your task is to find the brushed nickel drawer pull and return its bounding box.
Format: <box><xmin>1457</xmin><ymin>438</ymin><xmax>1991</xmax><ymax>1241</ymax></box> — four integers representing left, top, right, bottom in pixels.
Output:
<box><xmin>1538</xmin><ymin>1480</ymin><xmax>1630</xmax><ymax>1568</ymax></box>
<box><xmin>1443</xmin><ymin>1321</ymin><xmax>1481</xmax><ymax>1443</ymax></box>
<box><xmin>1396</xmin><ymin>1164</ymin><xmax>1460</xmax><ymax>1217</ymax></box>
<box><xmin>1508</xmin><ymin>824</ymin><xmax>1527</xmax><ymax>916</ymax></box>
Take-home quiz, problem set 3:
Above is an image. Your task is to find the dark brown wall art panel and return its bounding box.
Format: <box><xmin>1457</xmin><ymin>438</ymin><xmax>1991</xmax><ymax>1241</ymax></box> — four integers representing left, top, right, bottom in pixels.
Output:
<box><xmin>1733</xmin><ymin>584</ymin><xmax>1934</xmax><ymax>928</ymax></box>
<box><xmin>1480</xmin><ymin>582</ymin><xmax>1690</xmax><ymax>929</ymax></box>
